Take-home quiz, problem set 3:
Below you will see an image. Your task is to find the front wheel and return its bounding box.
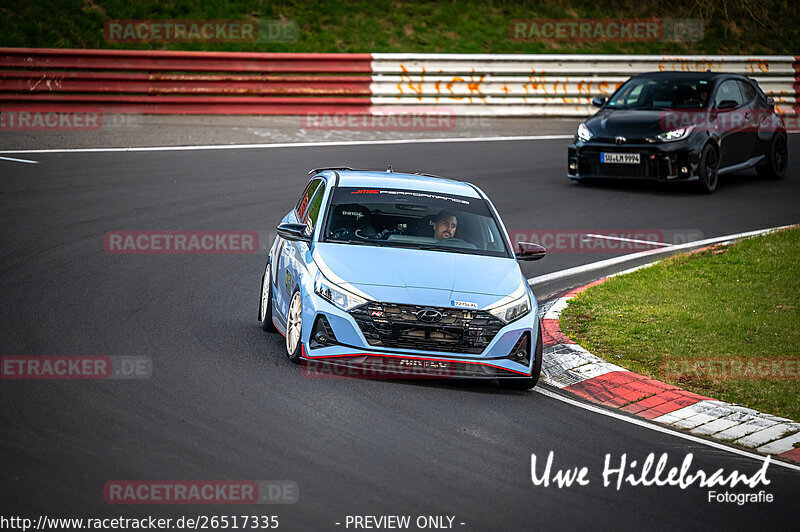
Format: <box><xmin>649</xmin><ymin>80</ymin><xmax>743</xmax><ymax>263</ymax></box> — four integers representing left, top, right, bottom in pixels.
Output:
<box><xmin>499</xmin><ymin>322</ymin><xmax>543</xmax><ymax>391</ymax></box>
<box><xmin>696</xmin><ymin>144</ymin><xmax>719</xmax><ymax>194</ymax></box>
<box><xmin>756</xmin><ymin>133</ymin><xmax>788</xmax><ymax>180</ymax></box>
<box><xmin>258</xmin><ymin>261</ymin><xmax>277</xmax><ymax>332</ymax></box>
<box><xmin>285</xmin><ymin>289</ymin><xmax>303</xmax><ymax>364</ymax></box>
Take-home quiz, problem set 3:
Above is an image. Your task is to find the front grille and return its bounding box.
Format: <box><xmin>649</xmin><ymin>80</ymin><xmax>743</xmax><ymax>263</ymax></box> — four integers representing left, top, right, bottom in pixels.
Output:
<box><xmin>349</xmin><ymin>302</ymin><xmax>505</xmax><ymax>354</ymax></box>
<box><xmin>589</xmin><ymin>161</ymin><xmax>650</xmax><ymax>177</ymax></box>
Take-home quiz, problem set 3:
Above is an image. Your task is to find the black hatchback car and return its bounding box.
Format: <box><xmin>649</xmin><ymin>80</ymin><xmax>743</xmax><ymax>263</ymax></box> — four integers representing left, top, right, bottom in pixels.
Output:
<box><xmin>567</xmin><ymin>71</ymin><xmax>788</xmax><ymax>193</ymax></box>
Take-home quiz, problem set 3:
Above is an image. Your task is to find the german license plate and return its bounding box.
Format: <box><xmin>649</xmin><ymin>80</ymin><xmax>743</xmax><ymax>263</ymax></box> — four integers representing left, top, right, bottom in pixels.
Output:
<box><xmin>601</xmin><ymin>153</ymin><xmax>640</xmax><ymax>164</ymax></box>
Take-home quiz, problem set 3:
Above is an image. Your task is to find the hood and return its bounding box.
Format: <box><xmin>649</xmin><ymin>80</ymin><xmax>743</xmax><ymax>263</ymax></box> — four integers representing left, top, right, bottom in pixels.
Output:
<box><xmin>585</xmin><ymin>109</ymin><xmax>669</xmax><ymax>139</ymax></box>
<box><xmin>313</xmin><ymin>243</ymin><xmax>526</xmax><ymax>309</ymax></box>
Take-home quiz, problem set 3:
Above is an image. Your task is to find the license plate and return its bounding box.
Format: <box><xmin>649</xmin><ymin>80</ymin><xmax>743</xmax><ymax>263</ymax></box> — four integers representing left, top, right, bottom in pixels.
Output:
<box><xmin>601</xmin><ymin>153</ymin><xmax>640</xmax><ymax>164</ymax></box>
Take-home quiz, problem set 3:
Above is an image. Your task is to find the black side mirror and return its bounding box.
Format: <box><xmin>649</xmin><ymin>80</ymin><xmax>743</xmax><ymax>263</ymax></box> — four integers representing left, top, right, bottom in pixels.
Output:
<box><xmin>515</xmin><ymin>242</ymin><xmax>546</xmax><ymax>261</ymax></box>
<box><xmin>717</xmin><ymin>99</ymin><xmax>739</xmax><ymax>110</ymax></box>
<box><xmin>277</xmin><ymin>223</ymin><xmax>311</xmax><ymax>243</ymax></box>
<box><xmin>766</xmin><ymin>97</ymin><xmax>775</xmax><ymax>108</ymax></box>
<box><xmin>591</xmin><ymin>96</ymin><xmax>607</xmax><ymax>108</ymax></box>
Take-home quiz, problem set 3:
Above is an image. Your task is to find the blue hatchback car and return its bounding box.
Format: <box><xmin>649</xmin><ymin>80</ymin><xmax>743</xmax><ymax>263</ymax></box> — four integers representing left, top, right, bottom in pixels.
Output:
<box><xmin>258</xmin><ymin>167</ymin><xmax>547</xmax><ymax>389</ymax></box>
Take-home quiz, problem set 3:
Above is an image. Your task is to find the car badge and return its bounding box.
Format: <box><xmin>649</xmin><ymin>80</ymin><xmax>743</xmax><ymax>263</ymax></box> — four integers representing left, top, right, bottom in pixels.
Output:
<box><xmin>615</xmin><ymin>136</ymin><xmax>626</xmax><ymax>145</ymax></box>
<box><xmin>415</xmin><ymin>308</ymin><xmax>443</xmax><ymax>323</ymax></box>
<box><xmin>371</xmin><ymin>310</ymin><xmax>383</xmax><ymax>317</ymax></box>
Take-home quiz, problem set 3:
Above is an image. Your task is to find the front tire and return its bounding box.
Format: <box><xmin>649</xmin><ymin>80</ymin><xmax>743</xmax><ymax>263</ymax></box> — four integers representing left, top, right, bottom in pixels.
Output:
<box><xmin>756</xmin><ymin>133</ymin><xmax>788</xmax><ymax>180</ymax></box>
<box><xmin>285</xmin><ymin>288</ymin><xmax>303</xmax><ymax>364</ymax></box>
<box><xmin>696</xmin><ymin>144</ymin><xmax>719</xmax><ymax>194</ymax></box>
<box><xmin>259</xmin><ymin>261</ymin><xmax>277</xmax><ymax>332</ymax></box>
<box><xmin>499</xmin><ymin>322</ymin><xmax>543</xmax><ymax>391</ymax></box>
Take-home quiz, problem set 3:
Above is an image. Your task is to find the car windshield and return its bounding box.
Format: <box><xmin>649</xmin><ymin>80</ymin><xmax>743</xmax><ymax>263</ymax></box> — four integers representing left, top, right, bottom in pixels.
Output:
<box><xmin>321</xmin><ymin>186</ymin><xmax>511</xmax><ymax>257</ymax></box>
<box><xmin>606</xmin><ymin>77</ymin><xmax>712</xmax><ymax>109</ymax></box>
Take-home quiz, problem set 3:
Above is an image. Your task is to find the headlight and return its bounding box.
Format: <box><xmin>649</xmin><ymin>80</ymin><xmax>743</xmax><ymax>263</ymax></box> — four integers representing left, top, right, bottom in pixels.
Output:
<box><xmin>577</xmin><ymin>122</ymin><xmax>594</xmax><ymax>142</ymax></box>
<box><xmin>488</xmin><ymin>291</ymin><xmax>532</xmax><ymax>324</ymax></box>
<box><xmin>657</xmin><ymin>126</ymin><xmax>694</xmax><ymax>142</ymax></box>
<box><xmin>314</xmin><ymin>271</ymin><xmax>367</xmax><ymax>311</ymax></box>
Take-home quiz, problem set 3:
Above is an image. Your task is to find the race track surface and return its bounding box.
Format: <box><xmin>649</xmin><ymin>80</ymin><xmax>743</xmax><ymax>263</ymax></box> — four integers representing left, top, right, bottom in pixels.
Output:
<box><xmin>2</xmin><ymin>136</ymin><xmax>799</xmax><ymax>530</ymax></box>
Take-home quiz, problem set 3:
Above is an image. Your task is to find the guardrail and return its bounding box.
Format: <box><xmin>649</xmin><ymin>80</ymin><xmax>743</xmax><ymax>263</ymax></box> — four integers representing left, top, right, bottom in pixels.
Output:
<box><xmin>0</xmin><ymin>48</ymin><xmax>372</xmax><ymax>114</ymax></box>
<box><xmin>371</xmin><ymin>53</ymin><xmax>799</xmax><ymax>116</ymax></box>
<box><xmin>1</xmin><ymin>48</ymin><xmax>797</xmax><ymax>117</ymax></box>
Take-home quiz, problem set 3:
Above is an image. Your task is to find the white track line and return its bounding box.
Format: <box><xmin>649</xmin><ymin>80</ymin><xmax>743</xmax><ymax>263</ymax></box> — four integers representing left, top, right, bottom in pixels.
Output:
<box><xmin>0</xmin><ymin>155</ymin><xmax>38</xmax><ymax>164</ymax></box>
<box><xmin>0</xmin><ymin>134</ymin><xmax>573</xmax><ymax>155</ymax></box>
<box><xmin>528</xmin><ymin>225</ymin><xmax>794</xmax><ymax>286</ymax></box>
<box><xmin>535</xmin><ymin>387</ymin><xmax>800</xmax><ymax>472</ymax></box>
<box><xmin>582</xmin><ymin>233</ymin><xmax>671</xmax><ymax>247</ymax></box>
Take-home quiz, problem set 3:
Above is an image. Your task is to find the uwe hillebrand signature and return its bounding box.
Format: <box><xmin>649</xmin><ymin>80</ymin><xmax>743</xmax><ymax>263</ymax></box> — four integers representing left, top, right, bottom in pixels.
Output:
<box><xmin>531</xmin><ymin>452</ymin><xmax>771</xmax><ymax>491</ymax></box>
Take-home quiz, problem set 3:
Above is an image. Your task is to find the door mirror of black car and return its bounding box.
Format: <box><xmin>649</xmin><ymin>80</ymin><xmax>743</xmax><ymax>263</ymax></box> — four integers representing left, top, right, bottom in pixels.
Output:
<box><xmin>717</xmin><ymin>99</ymin><xmax>739</xmax><ymax>110</ymax></box>
<box><xmin>277</xmin><ymin>223</ymin><xmax>311</xmax><ymax>243</ymax></box>
<box><xmin>515</xmin><ymin>242</ymin><xmax>547</xmax><ymax>261</ymax></box>
<box><xmin>766</xmin><ymin>97</ymin><xmax>775</xmax><ymax>108</ymax></box>
<box><xmin>591</xmin><ymin>96</ymin><xmax>607</xmax><ymax>108</ymax></box>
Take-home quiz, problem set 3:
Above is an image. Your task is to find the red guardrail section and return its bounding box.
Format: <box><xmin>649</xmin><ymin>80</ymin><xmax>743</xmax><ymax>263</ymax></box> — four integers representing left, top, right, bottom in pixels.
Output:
<box><xmin>0</xmin><ymin>47</ymin><xmax>373</xmax><ymax>114</ymax></box>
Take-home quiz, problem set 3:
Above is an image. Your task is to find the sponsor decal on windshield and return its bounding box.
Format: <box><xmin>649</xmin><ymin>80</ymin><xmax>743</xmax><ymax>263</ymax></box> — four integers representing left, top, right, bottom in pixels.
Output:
<box><xmin>349</xmin><ymin>189</ymin><xmax>470</xmax><ymax>205</ymax></box>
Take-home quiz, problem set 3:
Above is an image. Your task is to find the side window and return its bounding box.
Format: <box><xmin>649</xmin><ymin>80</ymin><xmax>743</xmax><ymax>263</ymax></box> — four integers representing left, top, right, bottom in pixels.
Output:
<box><xmin>625</xmin><ymin>84</ymin><xmax>644</xmax><ymax>105</ymax></box>
<box><xmin>296</xmin><ymin>179</ymin><xmax>322</xmax><ymax>219</ymax></box>
<box><xmin>737</xmin><ymin>81</ymin><xmax>757</xmax><ymax>105</ymax></box>
<box><xmin>303</xmin><ymin>183</ymin><xmax>326</xmax><ymax>233</ymax></box>
<box><xmin>714</xmin><ymin>80</ymin><xmax>744</xmax><ymax>108</ymax></box>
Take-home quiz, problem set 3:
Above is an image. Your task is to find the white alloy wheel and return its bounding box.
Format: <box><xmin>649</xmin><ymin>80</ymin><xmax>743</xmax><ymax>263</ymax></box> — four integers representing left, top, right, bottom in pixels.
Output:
<box><xmin>286</xmin><ymin>290</ymin><xmax>303</xmax><ymax>360</ymax></box>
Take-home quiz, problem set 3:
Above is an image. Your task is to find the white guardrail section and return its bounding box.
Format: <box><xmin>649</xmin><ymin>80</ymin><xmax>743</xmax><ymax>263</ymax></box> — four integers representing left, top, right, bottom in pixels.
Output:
<box><xmin>370</xmin><ymin>54</ymin><xmax>799</xmax><ymax>116</ymax></box>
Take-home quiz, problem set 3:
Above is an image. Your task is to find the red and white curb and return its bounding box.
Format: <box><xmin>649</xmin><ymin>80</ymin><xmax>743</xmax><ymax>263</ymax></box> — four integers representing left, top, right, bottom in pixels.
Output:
<box><xmin>539</xmin><ymin>269</ymin><xmax>800</xmax><ymax>465</ymax></box>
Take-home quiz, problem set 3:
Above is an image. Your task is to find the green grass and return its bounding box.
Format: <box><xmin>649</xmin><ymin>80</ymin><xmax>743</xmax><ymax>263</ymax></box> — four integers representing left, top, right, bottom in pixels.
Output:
<box><xmin>560</xmin><ymin>226</ymin><xmax>800</xmax><ymax>421</ymax></box>
<box><xmin>0</xmin><ymin>0</ymin><xmax>797</xmax><ymax>54</ymax></box>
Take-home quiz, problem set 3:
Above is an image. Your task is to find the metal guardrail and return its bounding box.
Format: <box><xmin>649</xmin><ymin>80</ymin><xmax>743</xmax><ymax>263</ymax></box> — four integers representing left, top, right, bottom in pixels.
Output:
<box><xmin>0</xmin><ymin>48</ymin><xmax>797</xmax><ymax>117</ymax></box>
<box><xmin>371</xmin><ymin>53</ymin><xmax>800</xmax><ymax>116</ymax></box>
<box><xmin>0</xmin><ymin>47</ymin><xmax>372</xmax><ymax>114</ymax></box>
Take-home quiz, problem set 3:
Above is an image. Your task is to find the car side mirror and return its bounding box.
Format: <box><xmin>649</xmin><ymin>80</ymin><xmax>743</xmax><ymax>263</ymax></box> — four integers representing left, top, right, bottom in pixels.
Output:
<box><xmin>717</xmin><ymin>99</ymin><xmax>739</xmax><ymax>110</ymax></box>
<box><xmin>766</xmin><ymin>97</ymin><xmax>775</xmax><ymax>108</ymax></box>
<box><xmin>515</xmin><ymin>242</ymin><xmax>546</xmax><ymax>261</ymax></box>
<box><xmin>277</xmin><ymin>223</ymin><xmax>311</xmax><ymax>243</ymax></box>
<box><xmin>591</xmin><ymin>96</ymin><xmax>607</xmax><ymax>108</ymax></box>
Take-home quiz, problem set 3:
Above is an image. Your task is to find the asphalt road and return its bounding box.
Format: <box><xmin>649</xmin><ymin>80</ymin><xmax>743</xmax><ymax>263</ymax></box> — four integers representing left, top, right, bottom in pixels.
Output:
<box><xmin>1</xmin><ymin>136</ymin><xmax>799</xmax><ymax>530</ymax></box>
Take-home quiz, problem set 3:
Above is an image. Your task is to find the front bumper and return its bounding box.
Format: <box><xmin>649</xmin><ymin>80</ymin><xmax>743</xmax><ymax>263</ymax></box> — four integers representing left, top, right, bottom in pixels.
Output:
<box><xmin>567</xmin><ymin>138</ymin><xmax>703</xmax><ymax>181</ymax></box>
<box><xmin>300</xmin><ymin>291</ymin><xmax>539</xmax><ymax>379</ymax></box>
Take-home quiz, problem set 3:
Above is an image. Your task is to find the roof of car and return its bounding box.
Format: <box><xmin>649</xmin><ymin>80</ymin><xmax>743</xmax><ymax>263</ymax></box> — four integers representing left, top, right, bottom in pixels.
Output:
<box><xmin>316</xmin><ymin>170</ymin><xmax>482</xmax><ymax>198</ymax></box>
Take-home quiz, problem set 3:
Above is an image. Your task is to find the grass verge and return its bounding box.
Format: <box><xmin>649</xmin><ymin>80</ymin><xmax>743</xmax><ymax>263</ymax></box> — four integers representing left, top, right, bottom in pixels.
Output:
<box><xmin>560</xmin><ymin>226</ymin><xmax>800</xmax><ymax>421</ymax></box>
<box><xmin>0</xmin><ymin>0</ymin><xmax>797</xmax><ymax>54</ymax></box>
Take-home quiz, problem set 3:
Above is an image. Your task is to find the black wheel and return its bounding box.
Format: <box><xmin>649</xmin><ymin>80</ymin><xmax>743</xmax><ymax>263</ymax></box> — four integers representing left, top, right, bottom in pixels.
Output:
<box><xmin>696</xmin><ymin>144</ymin><xmax>719</xmax><ymax>194</ymax></box>
<box><xmin>499</xmin><ymin>321</ymin><xmax>543</xmax><ymax>391</ymax></box>
<box><xmin>756</xmin><ymin>133</ymin><xmax>788</xmax><ymax>180</ymax></box>
<box><xmin>258</xmin><ymin>261</ymin><xmax>277</xmax><ymax>332</ymax></box>
<box><xmin>285</xmin><ymin>288</ymin><xmax>303</xmax><ymax>364</ymax></box>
